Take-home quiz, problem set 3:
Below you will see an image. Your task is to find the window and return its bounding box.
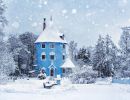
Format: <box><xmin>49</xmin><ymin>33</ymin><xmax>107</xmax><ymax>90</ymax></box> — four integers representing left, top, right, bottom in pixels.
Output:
<box><xmin>50</xmin><ymin>68</ymin><xmax>54</xmax><ymax>76</ymax></box>
<box><xmin>62</xmin><ymin>68</ymin><xmax>65</xmax><ymax>73</ymax></box>
<box><xmin>42</xmin><ymin>43</ymin><xmax>45</xmax><ymax>48</ymax></box>
<box><xmin>63</xmin><ymin>44</ymin><xmax>65</xmax><ymax>49</ymax></box>
<box><xmin>50</xmin><ymin>43</ymin><xmax>54</xmax><ymax>48</ymax></box>
<box><xmin>42</xmin><ymin>55</ymin><xmax>46</xmax><ymax>60</ymax></box>
<box><xmin>50</xmin><ymin>55</ymin><xmax>55</xmax><ymax>60</ymax></box>
<box><xmin>41</xmin><ymin>52</ymin><xmax>46</xmax><ymax>60</ymax></box>
<box><xmin>63</xmin><ymin>55</ymin><xmax>65</xmax><ymax>60</ymax></box>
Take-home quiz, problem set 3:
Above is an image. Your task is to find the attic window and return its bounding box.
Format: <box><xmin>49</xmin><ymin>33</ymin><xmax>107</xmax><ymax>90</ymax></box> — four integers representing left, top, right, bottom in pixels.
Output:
<box><xmin>42</xmin><ymin>43</ymin><xmax>45</xmax><ymax>48</ymax></box>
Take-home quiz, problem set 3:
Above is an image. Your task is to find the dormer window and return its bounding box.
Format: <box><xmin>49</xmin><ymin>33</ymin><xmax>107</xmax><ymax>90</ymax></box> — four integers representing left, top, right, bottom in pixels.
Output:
<box><xmin>50</xmin><ymin>43</ymin><xmax>55</xmax><ymax>48</ymax></box>
<box><xmin>42</xmin><ymin>43</ymin><xmax>45</xmax><ymax>48</ymax></box>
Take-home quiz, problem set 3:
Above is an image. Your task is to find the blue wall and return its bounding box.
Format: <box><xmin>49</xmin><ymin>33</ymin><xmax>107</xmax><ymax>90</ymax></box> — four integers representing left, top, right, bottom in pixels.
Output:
<box><xmin>112</xmin><ymin>78</ymin><xmax>130</xmax><ymax>84</ymax></box>
<box><xmin>35</xmin><ymin>42</ymin><xmax>66</xmax><ymax>77</ymax></box>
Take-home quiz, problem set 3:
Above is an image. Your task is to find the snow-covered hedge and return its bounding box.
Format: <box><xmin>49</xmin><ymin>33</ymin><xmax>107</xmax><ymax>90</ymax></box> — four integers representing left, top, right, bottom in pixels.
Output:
<box><xmin>70</xmin><ymin>65</ymin><xmax>98</xmax><ymax>84</ymax></box>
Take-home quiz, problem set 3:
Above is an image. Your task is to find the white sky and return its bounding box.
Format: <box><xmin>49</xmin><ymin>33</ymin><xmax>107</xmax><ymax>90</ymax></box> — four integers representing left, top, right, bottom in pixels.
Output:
<box><xmin>4</xmin><ymin>0</ymin><xmax>130</xmax><ymax>47</ymax></box>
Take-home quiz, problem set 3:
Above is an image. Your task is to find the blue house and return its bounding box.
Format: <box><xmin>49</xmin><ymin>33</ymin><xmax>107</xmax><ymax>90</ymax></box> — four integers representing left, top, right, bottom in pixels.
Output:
<box><xmin>34</xmin><ymin>18</ymin><xmax>74</xmax><ymax>78</ymax></box>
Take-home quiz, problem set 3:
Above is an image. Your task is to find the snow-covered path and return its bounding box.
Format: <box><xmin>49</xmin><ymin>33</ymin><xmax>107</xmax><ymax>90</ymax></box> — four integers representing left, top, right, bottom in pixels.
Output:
<box><xmin>0</xmin><ymin>78</ymin><xmax>130</xmax><ymax>100</ymax></box>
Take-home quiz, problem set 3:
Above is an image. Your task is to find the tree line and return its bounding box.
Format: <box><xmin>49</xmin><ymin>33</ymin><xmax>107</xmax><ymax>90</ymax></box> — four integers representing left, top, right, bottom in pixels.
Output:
<box><xmin>69</xmin><ymin>29</ymin><xmax>130</xmax><ymax>83</ymax></box>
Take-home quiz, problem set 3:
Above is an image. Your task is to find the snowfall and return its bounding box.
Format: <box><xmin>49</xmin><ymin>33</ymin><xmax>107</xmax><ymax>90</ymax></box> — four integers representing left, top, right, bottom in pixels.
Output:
<box><xmin>0</xmin><ymin>78</ymin><xmax>130</xmax><ymax>100</ymax></box>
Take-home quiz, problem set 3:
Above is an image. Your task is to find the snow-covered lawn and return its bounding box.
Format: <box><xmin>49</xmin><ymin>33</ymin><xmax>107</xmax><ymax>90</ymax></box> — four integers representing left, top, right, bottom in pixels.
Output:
<box><xmin>0</xmin><ymin>78</ymin><xmax>130</xmax><ymax>100</ymax></box>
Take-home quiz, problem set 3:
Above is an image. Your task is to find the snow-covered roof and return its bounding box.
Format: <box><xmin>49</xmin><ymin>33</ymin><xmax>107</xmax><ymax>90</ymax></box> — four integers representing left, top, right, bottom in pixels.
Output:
<box><xmin>35</xmin><ymin>21</ymin><xmax>67</xmax><ymax>43</ymax></box>
<box><xmin>61</xmin><ymin>57</ymin><xmax>75</xmax><ymax>68</ymax></box>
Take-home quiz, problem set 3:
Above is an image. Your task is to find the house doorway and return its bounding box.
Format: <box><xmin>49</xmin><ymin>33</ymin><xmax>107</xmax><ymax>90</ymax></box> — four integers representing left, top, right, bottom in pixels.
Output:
<box><xmin>50</xmin><ymin>68</ymin><xmax>54</xmax><ymax>76</ymax></box>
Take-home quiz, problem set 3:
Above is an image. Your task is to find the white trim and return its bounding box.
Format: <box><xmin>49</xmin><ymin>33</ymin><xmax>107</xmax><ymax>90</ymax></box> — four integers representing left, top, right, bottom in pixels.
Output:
<box><xmin>49</xmin><ymin>52</ymin><xmax>55</xmax><ymax>55</ymax></box>
<box><xmin>48</xmin><ymin>62</ymin><xmax>56</xmax><ymax>69</ymax></box>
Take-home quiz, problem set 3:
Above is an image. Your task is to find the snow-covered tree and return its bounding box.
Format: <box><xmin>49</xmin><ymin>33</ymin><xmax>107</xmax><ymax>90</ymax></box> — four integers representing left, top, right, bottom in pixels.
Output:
<box><xmin>0</xmin><ymin>0</ymin><xmax>7</xmax><ymax>40</ymax></box>
<box><xmin>0</xmin><ymin>41</ymin><xmax>16</xmax><ymax>82</ymax></box>
<box><xmin>77</xmin><ymin>47</ymin><xmax>91</xmax><ymax>65</ymax></box>
<box><xmin>19</xmin><ymin>32</ymin><xmax>37</xmax><ymax>70</ymax></box>
<box><xmin>8</xmin><ymin>34</ymin><xmax>29</xmax><ymax>75</ymax></box>
<box><xmin>119</xmin><ymin>27</ymin><xmax>130</xmax><ymax>77</ymax></box>
<box><xmin>7</xmin><ymin>32</ymin><xmax>37</xmax><ymax>75</ymax></box>
<box><xmin>70</xmin><ymin>65</ymin><xmax>98</xmax><ymax>84</ymax></box>
<box><xmin>0</xmin><ymin>0</ymin><xmax>16</xmax><ymax>82</ymax></box>
<box><xmin>68</xmin><ymin>41</ymin><xmax>78</xmax><ymax>61</ymax></box>
<box><xmin>92</xmin><ymin>35</ymin><xmax>117</xmax><ymax>77</ymax></box>
<box><xmin>92</xmin><ymin>35</ymin><xmax>106</xmax><ymax>77</ymax></box>
<box><xmin>119</xmin><ymin>27</ymin><xmax>130</xmax><ymax>56</ymax></box>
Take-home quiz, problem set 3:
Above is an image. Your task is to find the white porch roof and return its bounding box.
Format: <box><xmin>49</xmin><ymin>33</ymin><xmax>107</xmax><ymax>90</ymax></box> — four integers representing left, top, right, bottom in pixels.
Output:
<box><xmin>61</xmin><ymin>57</ymin><xmax>75</xmax><ymax>68</ymax></box>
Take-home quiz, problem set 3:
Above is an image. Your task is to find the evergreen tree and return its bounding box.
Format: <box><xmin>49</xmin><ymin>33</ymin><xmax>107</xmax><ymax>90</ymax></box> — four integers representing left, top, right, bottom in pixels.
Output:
<box><xmin>92</xmin><ymin>35</ymin><xmax>105</xmax><ymax>77</ymax></box>
<box><xmin>19</xmin><ymin>32</ymin><xmax>37</xmax><ymax>70</ymax></box>
<box><xmin>92</xmin><ymin>35</ymin><xmax>117</xmax><ymax>77</ymax></box>
<box><xmin>119</xmin><ymin>27</ymin><xmax>130</xmax><ymax>77</ymax></box>
<box><xmin>0</xmin><ymin>0</ymin><xmax>16</xmax><ymax>82</ymax></box>
<box><xmin>77</xmin><ymin>47</ymin><xmax>91</xmax><ymax>65</ymax></box>
<box><xmin>69</xmin><ymin>41</ymin><xmax>78</xmax><ymax>61</ymax></box>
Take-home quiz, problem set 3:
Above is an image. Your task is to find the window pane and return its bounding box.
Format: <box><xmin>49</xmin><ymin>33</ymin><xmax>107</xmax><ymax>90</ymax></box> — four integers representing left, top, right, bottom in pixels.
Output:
<box><xmin>50</xmin><ymin>43</ymin><xmax>54</xmax><ymax>48</ymax></box>
<box><xmin>62</xmin><ymin>68</ymin><xmax>65</xmax><ymax>73</ymax></box>
<box><xmin>50</xmin><ymin>55</ymin><xmax>54</xmax><ymax>60</ymax></box>
<box><xmin>42</xmin><ymin>43</ymin><xmax>45</xmax><ymax>48</ymax></box>
<box><xmin>63</xmin><ymin>55</ymin><xmax>65</xmax><ymax>60</ymax></box>
<box><xmin>42</xmin><ymin>55</ymin><xmax>45</xmax><ymax>60</ymax></box>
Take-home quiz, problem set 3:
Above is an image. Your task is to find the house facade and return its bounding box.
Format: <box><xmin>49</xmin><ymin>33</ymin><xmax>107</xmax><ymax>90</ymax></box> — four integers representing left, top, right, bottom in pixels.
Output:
<box><xmin>35</xmin><ymin>18</ymin><xmax>68</xmax><ymax>77</ymax></box>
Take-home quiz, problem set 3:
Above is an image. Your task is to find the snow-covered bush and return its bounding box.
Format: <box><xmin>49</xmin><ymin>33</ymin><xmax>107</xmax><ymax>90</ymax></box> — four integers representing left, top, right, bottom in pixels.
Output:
<box><xmin>70</xmin><ymin>65</ymin><xmax>98</xmax><ymax>84</ymax></box>
<box><xmin>0</xmin><ymin>0</ymin><xmax>16</xmax><ymax>83</ymax></box>
<box><xmin>0</xmin><ymin>42</ymin><xmax>16</xmax><ymax>83</ymax></box>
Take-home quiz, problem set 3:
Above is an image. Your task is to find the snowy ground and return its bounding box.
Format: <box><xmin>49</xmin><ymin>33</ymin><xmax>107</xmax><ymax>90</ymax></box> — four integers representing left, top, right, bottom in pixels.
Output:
<box><xmin>0</xmin><ymin>78</ymin><xmax>130</xmax><ymax>100</ymax></box>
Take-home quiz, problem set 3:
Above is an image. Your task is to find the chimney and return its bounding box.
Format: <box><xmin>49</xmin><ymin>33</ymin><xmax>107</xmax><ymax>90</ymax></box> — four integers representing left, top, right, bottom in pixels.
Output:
<box><xmin>43</xmin><ymin>18</ymin><xmax>46</xmax><ymax>31</ymax></box>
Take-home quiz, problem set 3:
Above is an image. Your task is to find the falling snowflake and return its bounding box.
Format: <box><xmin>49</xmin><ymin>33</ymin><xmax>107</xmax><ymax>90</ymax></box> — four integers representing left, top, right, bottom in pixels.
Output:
<box><xmin>38</xmin><ymin>4</ymin><xmax>43</xmax><ymax>8</ymax></box>
<box><xmin>44</xmin><ymin>1</ymin><xmax>48</xmax><ymax>5</ymax></box>
<box><xmin>105</xmin><ymin>24</ymin><xmax>109</xmax><ymax>28</ymax></box>
<box><xmin>86</xmin><ymin>5</ymin><xmax>89</xmax><ymax>9</ymax></box>
<box><xmin>62</xmin><ymin>9</ymin><xmax>67</xmax><ymax>14</ymax></box>
<box><xmin>121</xmin><ymin>9</ymin><xmax>125</xmax><ymax>13</ymax></box>
<box><xmin>72</xmin><ymin>9</ymin><xmax>77</xmax><ymax>14</ymax></box>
